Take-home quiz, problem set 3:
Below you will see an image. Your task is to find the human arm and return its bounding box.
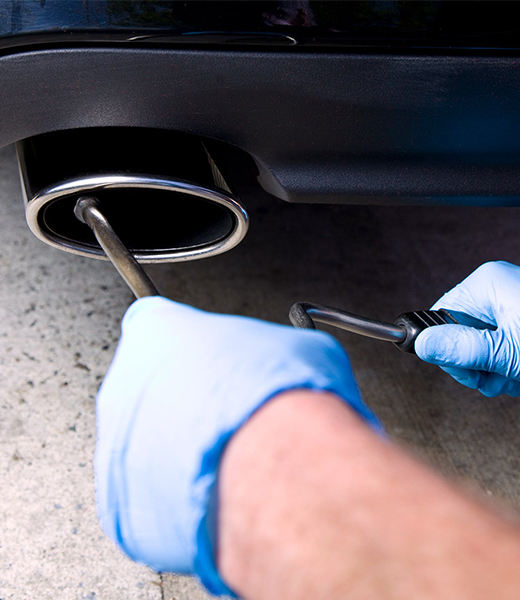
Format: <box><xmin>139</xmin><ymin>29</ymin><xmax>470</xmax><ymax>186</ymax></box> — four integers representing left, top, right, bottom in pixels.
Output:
<box><xmin>218</xmin><ymin>388</ymin><xmax>520</xmax><ymax>600</ymax></box>
<box><xmin>94</xmin><ymin>296</ymin><xmax>380</xmax><ymax>594</ymax></box>
<box><xmin>95</xmin><ymin>295</ymin><xmax>520</xmax><ymax>600</ymax></box>
<box><xmin>415</xmin><ymin>261</ymin><xmax>520</xmax><ymax>396</ymax></box>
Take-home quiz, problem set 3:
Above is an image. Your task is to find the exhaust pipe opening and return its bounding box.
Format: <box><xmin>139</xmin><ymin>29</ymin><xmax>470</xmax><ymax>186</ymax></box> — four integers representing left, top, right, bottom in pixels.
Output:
<box><xmin>17</xmin><ymin>128</ymin><xmax>249</xmax><ymax>263</ymax></box>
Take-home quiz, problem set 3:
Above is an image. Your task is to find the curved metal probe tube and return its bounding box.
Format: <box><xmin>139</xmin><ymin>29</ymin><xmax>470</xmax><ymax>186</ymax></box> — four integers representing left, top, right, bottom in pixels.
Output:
<box><xmin>289</xmin><ymin>301</ymin><xmax>407</xmax><ymax>344</ymax></box>
<box><xmin>74</xmin><ymin>196</ymin><xmax>159</xmax><ymax>299</ymax></box>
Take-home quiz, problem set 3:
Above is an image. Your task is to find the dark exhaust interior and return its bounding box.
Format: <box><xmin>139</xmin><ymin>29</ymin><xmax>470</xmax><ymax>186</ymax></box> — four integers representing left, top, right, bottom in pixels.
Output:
<box><xmin>40</xmin><ymin>189</ymin><xmax>234</xmax><ymax>253</ymax></box>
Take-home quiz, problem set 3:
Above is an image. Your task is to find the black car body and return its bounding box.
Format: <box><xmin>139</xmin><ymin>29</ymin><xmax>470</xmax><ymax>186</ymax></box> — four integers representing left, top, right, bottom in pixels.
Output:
<box><xmin>2</xmin><ymin>0</ymin><xmax>520</xmax><ymax>260</ymax></box>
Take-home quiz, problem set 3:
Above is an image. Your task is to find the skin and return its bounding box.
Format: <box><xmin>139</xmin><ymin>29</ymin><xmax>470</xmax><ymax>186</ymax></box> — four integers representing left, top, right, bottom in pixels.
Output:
<box><xmin>217</xmin><ymin>390</ymin><xmax>520</xmax><ymax>600</ymax></box>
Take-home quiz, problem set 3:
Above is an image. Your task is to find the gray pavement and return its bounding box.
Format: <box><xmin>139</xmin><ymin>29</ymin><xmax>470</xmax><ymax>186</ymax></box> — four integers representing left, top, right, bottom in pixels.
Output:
<box><xmin>1</xmin><ymin>141</ymin><xmax>520</xmax><ymax>598</ymax></box>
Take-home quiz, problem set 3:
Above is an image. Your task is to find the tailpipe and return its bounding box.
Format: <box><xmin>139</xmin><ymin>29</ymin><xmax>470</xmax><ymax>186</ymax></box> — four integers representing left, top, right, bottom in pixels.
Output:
<box><xmin>16</xmin><ymin>129</ymin><xmax>249</xmax><ymax>263</ymax></box>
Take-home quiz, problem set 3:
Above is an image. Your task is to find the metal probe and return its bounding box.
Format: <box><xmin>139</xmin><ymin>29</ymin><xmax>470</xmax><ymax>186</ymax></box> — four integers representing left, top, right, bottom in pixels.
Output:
<box><xmin>289</xmin><ymin>301</ymin><xmax>406</xmax><ymax>343</ymax></box>
<box><xmin>74</xmin><ymin>196</ymin><xmax>159</xmax><ymax>299</ymax></box>
<box><xmin>73</xmin><ymin>195</ymin><xmax>495</xmax><ymax>353</ymax></box>
<box><xmin>289</xmin><ymin>301</ymin><xmax>496</xmax><ymax>354</ymax></box>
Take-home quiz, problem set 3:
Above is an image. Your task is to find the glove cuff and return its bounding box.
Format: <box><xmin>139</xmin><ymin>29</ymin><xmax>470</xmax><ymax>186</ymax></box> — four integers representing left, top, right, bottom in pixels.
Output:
<box><xmin>195</xmin><ymin>487</ymin><xmax>238</xmax><ymax>597</ymax></box>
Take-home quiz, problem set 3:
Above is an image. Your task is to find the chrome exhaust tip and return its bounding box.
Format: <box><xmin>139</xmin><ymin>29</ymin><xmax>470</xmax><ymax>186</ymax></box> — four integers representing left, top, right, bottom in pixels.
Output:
<box><xmin>24</xmin><ymin>172</ymin><xmax>248</xmax><ymax>263</ymax></box>
<box><xmin>17</xmin><ymin>129</ymin><xmax>249</xmax><ymax>263</ymax></box>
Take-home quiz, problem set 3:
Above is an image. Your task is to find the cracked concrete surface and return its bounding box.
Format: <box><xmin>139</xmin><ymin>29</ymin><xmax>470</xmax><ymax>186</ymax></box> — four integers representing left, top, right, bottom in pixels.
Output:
<box><xmin>1</xmin><ymin>141</ymin><xmax>520</xmax><ymax>598</ymax></box>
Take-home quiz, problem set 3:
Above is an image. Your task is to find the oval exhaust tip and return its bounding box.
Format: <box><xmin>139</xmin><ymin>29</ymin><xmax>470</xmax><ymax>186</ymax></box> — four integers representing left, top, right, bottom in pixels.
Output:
<box><xmin>25</xmin><ymin>173</ymin><xmax>249</xmax><ymax>263</ymax></box>
<box><xmin>17</xmin><ymin>129</ymin><xmax>249</xmax><ymax>263</ymax></box>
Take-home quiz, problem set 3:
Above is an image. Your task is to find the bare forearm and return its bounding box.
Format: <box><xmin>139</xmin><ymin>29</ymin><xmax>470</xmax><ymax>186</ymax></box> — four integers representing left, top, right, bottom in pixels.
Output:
<box><xmin>217</xmin><ymin>390</ymin><xmax>520</xmax><ymax>600</ymax></box>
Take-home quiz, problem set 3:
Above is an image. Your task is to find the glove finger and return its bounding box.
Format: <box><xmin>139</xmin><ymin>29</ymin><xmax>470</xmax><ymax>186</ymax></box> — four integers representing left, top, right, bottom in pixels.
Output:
<box><xmin>415</xmin><ymin>325</ymin><xmax>509</xmax><ymax>375</ymax></box>
<box><xmin>429</xmin><ymin>261</ymin><xmax>519</xmax><ymax>325</ymax></box>
<box><xmin>438</xmin><ymin>365</ymin><xmax>482</xmax><ymax>390</ymax></box>
<box><xmin>439</xmin><ymin>366</ymin><xmax>520</xmax><ymax>397</ymax></box>
<box><xmin>474</xmin><ymin>372</ymin><xmax>520</xmax><ymax>398</ymax></box>
<box><xmin>430</xmin><ymin>296</ymin><xmax>496</xmax><ymax>326</ymax></box>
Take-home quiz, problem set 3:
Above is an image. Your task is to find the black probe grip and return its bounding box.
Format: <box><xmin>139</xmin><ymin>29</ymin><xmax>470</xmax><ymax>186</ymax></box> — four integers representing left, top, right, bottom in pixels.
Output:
<box><xmin>393</xmin><ymin>309</ymin><xmax>496</xmax><ymax>354</ymax></box>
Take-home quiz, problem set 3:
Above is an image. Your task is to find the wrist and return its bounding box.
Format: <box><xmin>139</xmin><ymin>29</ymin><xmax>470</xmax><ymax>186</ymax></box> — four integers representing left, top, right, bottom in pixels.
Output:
<box><xmin>216</xmin><ymin>389</ymin><xmax>376</xmax><ymax>597</ymax></box>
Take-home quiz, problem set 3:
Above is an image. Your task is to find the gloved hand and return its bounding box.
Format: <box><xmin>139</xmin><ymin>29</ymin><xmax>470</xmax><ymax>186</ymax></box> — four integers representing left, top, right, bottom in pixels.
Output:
<box><xmin>415</xmin><ymin>261</ymin><xmax>520</xmax><ymax>397</ymax></box>
<box><xmin>95</xmin><ymin>296</ymin><xmax>381</xmax><ymax>595</ymax></box>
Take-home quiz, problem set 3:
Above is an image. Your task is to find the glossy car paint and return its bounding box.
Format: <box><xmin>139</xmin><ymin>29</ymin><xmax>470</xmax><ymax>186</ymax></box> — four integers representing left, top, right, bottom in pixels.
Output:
<box><xmin>2</xmin><ymin>1</ymin><xmax>520</xmax><ymax>51</ymax></box>
<box><xmin>1</xmin><ymin>1</ymin><xmax>520</xmax><ymax>205</ymax></box>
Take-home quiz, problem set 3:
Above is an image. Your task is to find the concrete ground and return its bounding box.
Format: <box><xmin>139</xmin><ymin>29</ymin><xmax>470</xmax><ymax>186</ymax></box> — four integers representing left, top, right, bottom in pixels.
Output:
<box><xmin>1</xmin><ymin>141</ymin><xmax>520</xmax><ymax>598</ymax></box>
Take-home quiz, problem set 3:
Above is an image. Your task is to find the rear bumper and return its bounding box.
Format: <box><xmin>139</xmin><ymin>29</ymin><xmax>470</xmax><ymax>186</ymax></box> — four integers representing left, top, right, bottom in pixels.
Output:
<box><xmin>2</xmin><ymin>47</ymin><xmax>520</xmax><ymax>204</ymax></box>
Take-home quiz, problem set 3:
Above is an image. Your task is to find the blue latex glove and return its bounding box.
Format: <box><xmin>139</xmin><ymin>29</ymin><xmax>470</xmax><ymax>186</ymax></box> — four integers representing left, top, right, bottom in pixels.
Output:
<box><xmin>415</xmin><ymin>261</ymin><xmax>520</xmax><ymax>397</ymax></box>
<box><xmin>95</xmin><ymin>296</ymin><xmax>381</xmax><ymax>595</ymax></box>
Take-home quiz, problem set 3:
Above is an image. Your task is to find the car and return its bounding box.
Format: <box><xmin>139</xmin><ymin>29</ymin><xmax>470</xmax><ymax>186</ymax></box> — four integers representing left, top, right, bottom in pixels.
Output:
<box><xmin>1</xmin><ymin>0</ymin><xmax>520</xmax><ymax>264</ymax></box>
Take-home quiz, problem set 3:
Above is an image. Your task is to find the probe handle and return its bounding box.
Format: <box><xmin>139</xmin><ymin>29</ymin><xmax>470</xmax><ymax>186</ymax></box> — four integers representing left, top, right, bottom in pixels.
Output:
<box><xmin>393</xmin><ymin>309</ymin><xmax>496</xmax><ymax>354</ymax></box>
